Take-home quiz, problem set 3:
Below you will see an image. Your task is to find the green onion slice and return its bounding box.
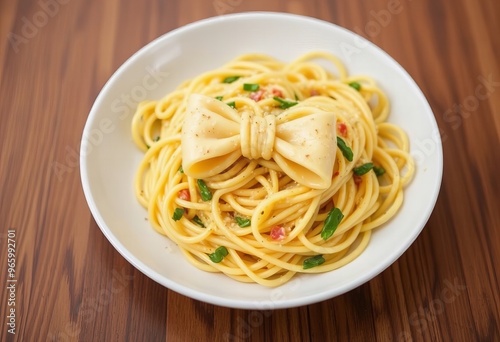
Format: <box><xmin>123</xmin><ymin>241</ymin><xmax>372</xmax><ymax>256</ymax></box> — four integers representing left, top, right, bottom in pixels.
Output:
<box><xmin>303</xmin><ymin>255</ymin><xmax>325</xmax><ymax>269</ymax></box>
<box><xmin>337</xmin><ymin>137</ymin><xmax>353</xmax><ymax>162</ymax></box>
<box><xmin>243</xmin><ymin>83</ymin><xmax>260</xmax><ymax>91</ymax></box>
<box><xmin>235</xmin><ymin>217</ymin><xmax>251</xmax><ymax>228</ymax></box>
<box><xmin>209</xmin><ymin>246</ymin><xmax>229</xmax><ymax>263</ymax></box>
<box><xmin>353</xmin><ymin>162</ymin><xmax>374</xmax><ymax>176</ymax></box>
<box><xmin>321</xmin><ymin>208</ymin><xmax>344</xmax><ymax>240</ymax></box>
<box><xmin>373</xmin><ymin>166</ymin><xmax>386</xmax><ymax>176</ymax></box>
<box><xmin>197</xmin><ymin>179</ymin><xmax>212</xmax><ymax>201</ymax></box>
<box><xmin>273</xmin><ymin>96</ymin><xmax>298</xmax><ymax>109</ymax></box>
<box><xmin>348</xmin><ymin>81</ymin><xmax>361</xmax><ymax>91</ymax></box>
<box><xmin>222</xmin><ymin>76</ymin><xmax>240</xmax><ymax>83</ymax></box>
<box><xmin>193</xmin><ymin>215</ymin><xmax>205</xmax><ymax>228</ymax></box>
<box><xmin>172</xmin><ymin>208</ymin><xmax>184</xmax><ymax>221</ymax></box>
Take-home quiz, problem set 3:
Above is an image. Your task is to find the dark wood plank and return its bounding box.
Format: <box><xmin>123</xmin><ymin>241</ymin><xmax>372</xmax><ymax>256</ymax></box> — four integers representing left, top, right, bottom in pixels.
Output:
<box><xmin>0</xmin><ymin>0</ymin><xmax>499</xmax><ymax>341</ymax></box>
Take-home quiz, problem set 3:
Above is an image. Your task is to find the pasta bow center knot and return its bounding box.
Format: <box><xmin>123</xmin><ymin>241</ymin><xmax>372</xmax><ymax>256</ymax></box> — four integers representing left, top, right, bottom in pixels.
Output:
<box><xmin>240</xmin><ymin>112</ymin><xmax>276</xmax><ymax>161</ymax></box>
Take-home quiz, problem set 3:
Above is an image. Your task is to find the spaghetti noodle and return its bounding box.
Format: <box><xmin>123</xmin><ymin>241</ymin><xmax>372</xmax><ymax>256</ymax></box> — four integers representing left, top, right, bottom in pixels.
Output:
<box><xmin>131</xmin><ymin>51</ymin><xmax>414</xmax><ymax>287</ymax></box>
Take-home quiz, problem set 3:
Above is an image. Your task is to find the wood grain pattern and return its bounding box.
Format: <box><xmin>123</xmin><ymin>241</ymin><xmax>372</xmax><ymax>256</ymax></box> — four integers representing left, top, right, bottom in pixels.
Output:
<box><xmin>1</xmin><ymin>0</ymin><xmax>499</xmax><ymax>341</ymax></box>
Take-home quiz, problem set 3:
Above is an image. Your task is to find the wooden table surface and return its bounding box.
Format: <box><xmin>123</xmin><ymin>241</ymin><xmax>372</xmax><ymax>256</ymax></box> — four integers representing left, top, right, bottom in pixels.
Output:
<box><xmin>1</xmin><ymin>0</ymin><xmax>499</xmax><ymax>341</ymax></box>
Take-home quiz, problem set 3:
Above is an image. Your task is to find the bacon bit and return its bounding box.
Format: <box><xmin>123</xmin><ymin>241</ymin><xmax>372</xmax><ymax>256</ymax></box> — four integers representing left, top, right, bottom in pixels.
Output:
<box><xmin>178</xmin><ymin>189</ymin><xmax>191</xmax><ymax>201</ymax></box>
<box><xmin>310</xmin><ymin>89</ymin><xmax>319</xmax><ymax>96</ymax></box>
<box><xmin>270</xmin><ymin>226</ymin><xmax>286</xmax><ymax>241</ymax></box>
<box><xmin>337</xmin><ymin>122</ymin><xmax>348</xmax><ymax>137</ymax></box>
<box><xmin>353</xmin><ymin>175</ymin><xmax>363</xmax><ymax>185</ymax></box>
<box><xmin>271</xmin><ymin>88</ymin><xmax>283</xmax><ymax>98</ymax></box>
<box><xmin>250</xmin><ymin>90</ymin><xmax>264</xmax><ymax>101</ymax></box>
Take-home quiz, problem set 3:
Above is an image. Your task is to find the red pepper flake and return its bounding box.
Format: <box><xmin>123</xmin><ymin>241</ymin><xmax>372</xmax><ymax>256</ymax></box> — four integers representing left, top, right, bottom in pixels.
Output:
<box><xmin>250</xmin><ymin>90</ymin><xmax>264</xmax><ymax>101</ymax></box>
<box><xmin>333</xmin><ymin>171</ymin><xmax>339</xmax><ymax>177</ymax></box>
<box><xmin>337</xmin><ymin>122</ymin><xmax>348</xmax><ymax>137</ymax></box>
<box><xmin>178</xmin><ymin>189</ymin><xmax>191</xmax><ymax>201</ymax></box>
<box><xmin>270</xmin><ymin>226</ymin><xmax>286</xmax><ymax>241</ymax></box>
<box><xmin>271</xmin><ymin>88</ymin><xmax>283</xmax><ymax>98</ymax></box>
<box><xmin>353</xmin><ymin>175</ymin><xmax>362</xmax><ymax>185</ymax></box>
<box><xmin>310</xmin><ymin>89</ymin><xmax>319</xmax><ymax>96</ymax></box>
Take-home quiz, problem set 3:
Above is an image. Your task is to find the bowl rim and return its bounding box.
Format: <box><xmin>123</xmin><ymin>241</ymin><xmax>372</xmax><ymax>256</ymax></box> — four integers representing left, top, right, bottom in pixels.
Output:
<box><xmin>80</xmin><ymin>11</ymin><xmax>443</xmax><ymax>309</ymax></box>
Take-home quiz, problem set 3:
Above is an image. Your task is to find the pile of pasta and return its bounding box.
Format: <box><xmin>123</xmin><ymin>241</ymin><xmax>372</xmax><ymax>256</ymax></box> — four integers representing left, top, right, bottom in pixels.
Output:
<box><xmin>131</xmin><ymin>51</ymin><xmax>414</xmax><ymax>287</ymax></box>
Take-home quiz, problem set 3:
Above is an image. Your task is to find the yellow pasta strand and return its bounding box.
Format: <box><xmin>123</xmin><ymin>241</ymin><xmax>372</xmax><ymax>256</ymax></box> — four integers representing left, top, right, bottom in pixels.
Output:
<box><xmin>131</xmin><ymin>52</ymin><xmax>414</xmax><ymax>287</ymax></box>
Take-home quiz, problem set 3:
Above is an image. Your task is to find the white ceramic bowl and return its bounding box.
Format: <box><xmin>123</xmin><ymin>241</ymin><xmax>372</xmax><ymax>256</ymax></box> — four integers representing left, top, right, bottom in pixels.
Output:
<box><xmin>80</xmin><ymin>12</ymin><xmax>442</xmax><ymax>309</ymax></box>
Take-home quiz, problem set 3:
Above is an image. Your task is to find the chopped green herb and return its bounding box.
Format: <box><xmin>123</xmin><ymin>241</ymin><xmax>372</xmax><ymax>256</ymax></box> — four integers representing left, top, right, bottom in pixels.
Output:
<box><xmin>222</xmin><ymin>76</ymin><xmax>240</xmax><ymax>83</ymax></box>
<box><xmin>146</xmin><ymin>144</ymin><xmax>151</xmax><ymax>149</ymax></box>
<box><xmin>243</xmin><ymin>83</ymin><xmax>260</xmax><ymax>91</ymax></box>
<box><xmin>226</xmin><ymin>101</ymin><xmax>236</xmax><ymax>109</ymax></box>
<box><xmin>215</xmin><ymin>96</ymin><xmax>224</xmax><ymax>101</ymax></box>
<box><xmin>321</xmin><ymin>208</ymin><xmax>344</xmax><ymax>240</ymax></box>
<box><xmin>178</xmin><ymin>165</ymin><xmax>184</xmax><ymax>173</ymax></box>
<box><xmin>348</xmin><ymin>81</ymin><xmax>361</xmax><ymax>91</ymax></box>
<box><xmin>373</xmin><ymin>166</ymin><xmax>386</xmax><ymax>176</ymax></box>
<box><xmin>197</xmin><ymin>179</ymin><xmax>212</xmax><ymax>201</ymax></box>
<box><xmin>172</xmin><ymin>208</ymin><xmax>184</xmax><ymax>221</ymax></box>
<box><xmin>337</xmin><ymin>137</ymin><xmax>353</xmax><ymax>162</ymax></box>
<box><xmin>209</xmin><ymin>246</ymin><xmax>229</xmax><ymax>263</ymax></box>
<box><xmin>273</xmin><ymin>96</ymin><xmax>298</xmax><ymax>109</ymax></box>
<box><xmin>153</xmin><ymin>136</ymin><xmax>160</xmax><ymax>142</ymax></box>
<box><xmin>235</xmin><ymin>217</ymin><xmax>251</xmax><ymax>228</ymax></box>
<box><xmin>193</xmin><ymin>215</ymin><xmax>205</xmax><ymax>228</ymax></box>
<box><xmin>303</xmin><ymin>255</ymin><xmax>325</xmax><ymax>269</ymax></box>
<box><xmin>353</xmin><ymin>162</ymin><xmax>374</xmax><ymax>176</ymax></box>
